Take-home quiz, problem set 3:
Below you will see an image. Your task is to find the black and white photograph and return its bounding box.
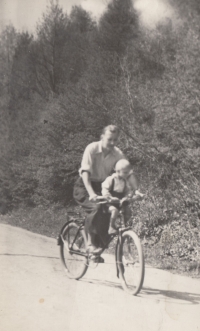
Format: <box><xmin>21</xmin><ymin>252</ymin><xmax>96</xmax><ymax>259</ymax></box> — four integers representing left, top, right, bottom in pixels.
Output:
<box><xmin>0</xmin><ymin>0</ymin><xmax>200</xmax><ymax>330</ymax></box>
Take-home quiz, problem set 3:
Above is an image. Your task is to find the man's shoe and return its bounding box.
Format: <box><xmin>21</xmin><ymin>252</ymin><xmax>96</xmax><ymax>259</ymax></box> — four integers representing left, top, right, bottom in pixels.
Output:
<box><xmin>98</xmin><ymin>256</ymin><xmax>104</xmax><ymax>263</ymax></box>
<box><xmin>90</xmin><ymin>255</ymin><xmax>104</xmax><ymax>263</ymax></box>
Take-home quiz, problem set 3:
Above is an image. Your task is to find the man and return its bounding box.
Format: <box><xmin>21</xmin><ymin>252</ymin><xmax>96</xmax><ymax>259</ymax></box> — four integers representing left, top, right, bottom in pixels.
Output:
<box><xmin>73</xmin><ymin>125</ymin><xmax>138</xmax><ymax>254</ymax></box>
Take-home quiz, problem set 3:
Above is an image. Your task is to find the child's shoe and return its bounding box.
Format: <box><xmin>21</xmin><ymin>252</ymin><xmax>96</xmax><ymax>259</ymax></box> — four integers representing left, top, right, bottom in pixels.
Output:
<box><xmin>108</xmin><ymin>226</ymin><xmax>118</xmax><ymax>235</ymax></box>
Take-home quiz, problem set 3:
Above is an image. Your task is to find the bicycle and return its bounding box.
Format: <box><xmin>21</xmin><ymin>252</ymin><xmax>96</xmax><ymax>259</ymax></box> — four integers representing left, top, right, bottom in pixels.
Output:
<box><xmin>57</xmin><ymin>196</ymin><xmax>145</xmax><ymax>296</ymax></box>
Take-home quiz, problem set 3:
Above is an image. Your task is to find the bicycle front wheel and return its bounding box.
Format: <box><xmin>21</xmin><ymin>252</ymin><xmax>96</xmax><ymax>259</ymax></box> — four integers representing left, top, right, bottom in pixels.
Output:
<box><xmin>117</xmin><ymin>230</ymin><xmax>145</xmax><ymax>295</ymax></box>
<box><xmin>60</xmin><ymin>222</ymin><xmax>88</xmax><ymax>280</ymax></box>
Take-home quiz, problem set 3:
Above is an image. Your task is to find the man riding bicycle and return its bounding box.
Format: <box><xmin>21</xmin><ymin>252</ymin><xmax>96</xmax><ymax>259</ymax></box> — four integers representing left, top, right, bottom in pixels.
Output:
<box><xmin>73</xmin><ymin>125</ymin><xmax>142</xmax><ymax>255</ymax></box>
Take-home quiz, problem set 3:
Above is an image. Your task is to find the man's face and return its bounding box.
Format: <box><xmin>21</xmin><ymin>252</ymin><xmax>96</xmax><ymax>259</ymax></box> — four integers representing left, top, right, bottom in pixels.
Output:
<box><xmin>101</xmin><ymin>131</ymin><xmax>119</xmax><ymax>151</ymax></box>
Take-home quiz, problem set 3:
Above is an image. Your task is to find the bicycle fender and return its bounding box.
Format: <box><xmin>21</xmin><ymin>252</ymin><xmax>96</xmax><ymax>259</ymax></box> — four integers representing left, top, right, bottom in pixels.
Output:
<box><xmin>115</xmin><ymin>237</ymin><xmax>120</xmax><ymax>278</ymax></box>
<box><xmin>57</xmin><ymin>219</ymin><xmax>73</xmax><ymax>246</ymax></box>
<box><xmin>57</xmin><ymin>217</ymin><xmax>85</xmax><ymax>245</ymax></box>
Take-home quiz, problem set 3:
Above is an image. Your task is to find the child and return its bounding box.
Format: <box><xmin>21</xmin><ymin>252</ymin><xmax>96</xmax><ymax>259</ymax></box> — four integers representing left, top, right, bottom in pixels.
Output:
<box><xmin>102</xmin><ymin>159</ymin><xmax>143</xmax><ymax>234</ymax></box>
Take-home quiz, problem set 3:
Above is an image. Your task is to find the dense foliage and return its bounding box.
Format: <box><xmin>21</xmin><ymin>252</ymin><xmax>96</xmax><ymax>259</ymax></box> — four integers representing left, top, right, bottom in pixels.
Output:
<box><xmin>0</xmin><ymin>0</ymin><xmax>199</xmax><ymax>269</ymax></box>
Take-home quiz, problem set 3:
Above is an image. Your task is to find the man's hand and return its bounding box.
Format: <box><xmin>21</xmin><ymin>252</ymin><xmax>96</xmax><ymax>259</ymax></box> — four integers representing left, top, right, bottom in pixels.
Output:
<box><xmin>96</xmin><ymin>196</ymin><xmax>121</xmax><ymax>204</ymax></box>
<box><xmin>120</xmin><ymin>196</ymin><xmax>129</xmax><ymax>206</ymax></box>
<box><xmin>108</xmin><ymin>197</ymin><xmax>120</xmax><ymax>203</ymax></box>
<box><xmin>89</xmin><ymin>195</ymin><xmax>108</xmax><ymax>202</ymax></box>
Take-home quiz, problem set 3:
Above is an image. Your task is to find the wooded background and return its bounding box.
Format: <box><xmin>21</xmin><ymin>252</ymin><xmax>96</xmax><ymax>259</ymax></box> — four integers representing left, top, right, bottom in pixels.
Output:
<box><xmin>0</xmin><ymin>0</ymin><xmax>200</xmax><ymax>269</ymax></box>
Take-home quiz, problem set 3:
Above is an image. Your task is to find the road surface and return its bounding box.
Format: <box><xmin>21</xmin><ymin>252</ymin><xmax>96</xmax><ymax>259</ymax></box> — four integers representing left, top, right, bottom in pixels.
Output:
<box><xmin>0</xmin><ymin>223</ymin><xmax>200</xmax><ymax>331</ymax></box>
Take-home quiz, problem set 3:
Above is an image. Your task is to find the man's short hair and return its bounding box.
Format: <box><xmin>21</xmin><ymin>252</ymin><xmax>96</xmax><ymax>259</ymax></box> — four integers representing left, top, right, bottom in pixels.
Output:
<box><xmin>102</xmin><ymin>125</ymin><xmax>120</xmax><ymax>136</ymax></box>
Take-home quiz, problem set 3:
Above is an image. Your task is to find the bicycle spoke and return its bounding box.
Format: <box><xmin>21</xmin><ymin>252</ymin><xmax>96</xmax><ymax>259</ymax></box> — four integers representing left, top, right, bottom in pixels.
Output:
<box><xmin>60</xmin><ymin>222</ymin><xmax>88</xmax><ymax>279</ymax></box>
<box><xmin>117</xmin><ymin>230</ymin><xmax>145</xmax><ymax>295</ymax></box>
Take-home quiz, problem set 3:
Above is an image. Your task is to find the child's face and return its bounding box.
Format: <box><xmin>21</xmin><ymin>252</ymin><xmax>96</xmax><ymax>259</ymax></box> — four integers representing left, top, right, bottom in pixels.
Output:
<box><xmin>116</xmin><ymin>168</ymin><xmax>130</xmax><ymax>179</ymax></box>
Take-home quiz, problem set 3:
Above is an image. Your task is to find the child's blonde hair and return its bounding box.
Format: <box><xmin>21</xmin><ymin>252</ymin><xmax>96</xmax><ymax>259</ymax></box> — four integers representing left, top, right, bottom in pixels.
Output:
<box><xmin>115</xmin><ymin>159</ymin><xmax>131</xmax><ymax>171</ymax></box>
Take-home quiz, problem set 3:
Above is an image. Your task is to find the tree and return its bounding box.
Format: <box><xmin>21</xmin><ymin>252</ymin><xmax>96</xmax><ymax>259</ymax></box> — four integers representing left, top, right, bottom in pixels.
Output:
<box><xmin>33</xmin><ymin>0</ymin><xmax>69</xmax><ymax>97</ymax></box>
<box><xmin>10</xmin><ymin>32</ymin><xmax>34</xmax><ymax>102</ymax></box>
<box><xmin>98</xmin><ymin>0</ymin><xmax>138</xmax><ymax>56</ymax></box>
<box><xmin>66</xmin><ymin>6</ymin><xmax>97</xmax><ymax>83</ymax></box>
<box><xmin>0</xmin><ymin>25</ymin><xmax>18</xmax><ymax>96</ymax></box>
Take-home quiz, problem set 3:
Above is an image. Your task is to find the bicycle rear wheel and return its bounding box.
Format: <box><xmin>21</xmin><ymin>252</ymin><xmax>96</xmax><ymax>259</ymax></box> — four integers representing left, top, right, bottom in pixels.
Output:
<box><xmin>117</xmin><ymin>230</ymin><xmax>145</xmax><ymax>295</ymax></box>
<box><xmin>60</xmin><ymin>222</ymin><xmax>88</xmax><ymax>279</ymax></box>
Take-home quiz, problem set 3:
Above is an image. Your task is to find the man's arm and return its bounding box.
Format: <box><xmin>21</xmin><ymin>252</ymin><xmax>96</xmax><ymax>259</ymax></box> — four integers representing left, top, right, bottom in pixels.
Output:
<box><xmin>79</xmin><ymin>144</ymin><xmax>93</xmax><ymax>176</ymax></box>
<box><xmin>80</xmin><ymin>143</ymin><xmax>97</xmax><ymax>199</ymax></box>
<box><xmin>81</xmin><ymin>171</ymin><xmax>97</xmax><ymax>200</ymax></box>
<box><xmin>101</xmin><ymin>176</ymin><xmax>113</xmax><ymax>197</ymax></box>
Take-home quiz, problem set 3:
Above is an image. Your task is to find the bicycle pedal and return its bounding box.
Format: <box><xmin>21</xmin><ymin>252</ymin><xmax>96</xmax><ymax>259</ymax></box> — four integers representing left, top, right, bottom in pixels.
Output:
<box><xmin>89</xmin><ymin>255</ymin><xmax>104</xmax><ymax>263</ymax></box>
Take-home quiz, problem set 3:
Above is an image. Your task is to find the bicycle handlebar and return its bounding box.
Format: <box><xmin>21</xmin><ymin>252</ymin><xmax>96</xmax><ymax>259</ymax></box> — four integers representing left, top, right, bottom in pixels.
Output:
<box><xmin>96</xmin><ymin>194</ymin><xmax>145</xmax><ymax>206</ymax></box>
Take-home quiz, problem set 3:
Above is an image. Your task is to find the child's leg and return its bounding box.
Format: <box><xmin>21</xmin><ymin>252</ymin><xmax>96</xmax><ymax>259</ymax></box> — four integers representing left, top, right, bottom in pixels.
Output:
<box><xmin>108</xmin><ymin>206</ymin><xmax>119</xmax><ymax>234</ymax></box>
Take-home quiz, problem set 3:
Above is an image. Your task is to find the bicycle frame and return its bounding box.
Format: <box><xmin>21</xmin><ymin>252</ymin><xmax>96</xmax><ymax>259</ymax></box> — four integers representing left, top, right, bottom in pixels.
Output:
<box><xmin>58</xmin><ymin>206</ymin><xmax>132</xmax><ymax>261</ymax></box>
<box><xmin>58</xmin><ymin>221</ymin><xmax>87</xmax><ymax>257</ymax></box>
<box><xmin>59</xmin><ymin>200</ymin><xmax>145</xmax><ymax>295</ymax></box>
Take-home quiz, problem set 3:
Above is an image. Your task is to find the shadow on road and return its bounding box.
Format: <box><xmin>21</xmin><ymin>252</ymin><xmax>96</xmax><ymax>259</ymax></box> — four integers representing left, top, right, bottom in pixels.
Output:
<box><xmin>81</xmin><ymin>278</ymin><xmax>200</xmax><ymax>304</ymax></box>
<box><xmin>141</xmin><ymin>287</ymin><xmax>200</xmax><ymax>305</ymax></box>
<box><xmin>81</xmin><ymin>278</ymin><xmax>123</xmax><ymax>291</ymax></box>
<box><xmin>2</xmin><ymin>251</ymin><xmax>200</xmax><ymax>306</ymax></box>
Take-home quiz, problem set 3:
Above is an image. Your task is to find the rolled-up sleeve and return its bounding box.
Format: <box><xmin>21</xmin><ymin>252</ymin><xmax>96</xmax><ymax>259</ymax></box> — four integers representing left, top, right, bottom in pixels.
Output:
<box><xmin>101</xmin><ymin>176</ymin><xmax>113</xmax><ymax>197</ymax></box>
<box><xmin>79</xmin><ymin>144</ymin><xmax>93</xmax><ymax>176</ymax></box>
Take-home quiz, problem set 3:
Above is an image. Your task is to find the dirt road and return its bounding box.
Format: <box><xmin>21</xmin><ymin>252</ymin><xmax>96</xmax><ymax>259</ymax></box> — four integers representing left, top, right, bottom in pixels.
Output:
<box><xmin>0</xmin><ymin>223</ymin><xmax>200</xmax><ymax>331</ymax></box>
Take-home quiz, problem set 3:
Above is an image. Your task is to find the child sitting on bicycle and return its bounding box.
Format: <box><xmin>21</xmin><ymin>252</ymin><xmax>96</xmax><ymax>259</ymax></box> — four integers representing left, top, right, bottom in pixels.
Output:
<box><xmin>102</xmin><ymin>159</ymin><xmax>144</xmax><ymax>234</ymax></box>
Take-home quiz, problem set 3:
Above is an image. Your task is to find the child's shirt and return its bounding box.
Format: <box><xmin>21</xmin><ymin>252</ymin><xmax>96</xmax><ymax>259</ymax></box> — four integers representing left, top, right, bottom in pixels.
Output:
<box><xmin>102</xmin><ymin>173</ymin><xmax>132</xmax><ymax>199</ymax></box>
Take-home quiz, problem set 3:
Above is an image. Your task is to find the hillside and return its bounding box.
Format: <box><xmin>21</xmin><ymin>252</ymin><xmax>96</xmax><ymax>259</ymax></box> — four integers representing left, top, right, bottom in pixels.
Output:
<box><xmin>0</xmin><ymin>0</ymin><xmax>199</xmax><ymax>275</ymax></box>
